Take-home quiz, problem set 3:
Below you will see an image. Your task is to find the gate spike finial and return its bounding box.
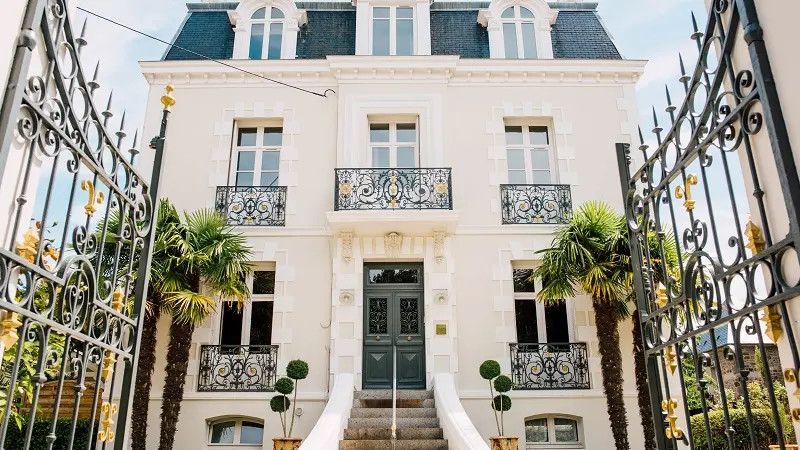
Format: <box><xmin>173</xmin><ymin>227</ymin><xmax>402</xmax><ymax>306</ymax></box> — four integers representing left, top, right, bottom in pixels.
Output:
<box><xmin>76</xmin><ymin>18</ymin><xmax>88</xmax><ymax>50</ymax></box>
<box><xmin>103</xmin><ymin>90</ymin><xmax>114</xmax><ymax>122</ymax></box>
<box><xmin>88</xmin><ymin>61</ymin><xmax>100</xmax><ymax>92</ymax></box>
<box><xmin>129</xmin><ymin>129</ymin><xmax>140</xmax><ymax>164</ymax></box>
<box><xmin>678</xmin><ymin>53</ymin><xmax>691</xmax><ymax>89</ymax></box>
<box><xmin>116</xmin><ymin>110</ymin><xmax>127</xmax><ymax>147</ymax></box>
<box><xmin>665</xmin><ymin>85</ymin><xmax>676</xmax><ymax>120</ymax></box>
<box><xmin>651</xmin><ymin>106</ymin><xmax>663</xmax><ymax>144</ymax></box>
<box><xmin>690</xmin><ymin>12</ymin><xmax>703</xmax><ymax>41</ymax></box>
<box><xmin>637</xmin><ymin>126</ymin><xmax>649</xmax><ymax>157</ymax></box>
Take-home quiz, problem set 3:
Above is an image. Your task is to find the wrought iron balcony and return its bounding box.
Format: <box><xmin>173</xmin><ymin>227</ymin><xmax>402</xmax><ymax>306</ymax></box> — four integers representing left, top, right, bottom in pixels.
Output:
<box><xmin>334</xmin><ymin>168</ymin><xmax>453</xmax><ymax>210</ymax></box>
<box><xmin>500</xmin><ymin>184</ymin><xmax>572</xmax><ymax>225</ymax></box>
<box><xmin>197</xmin><ymin>345</ymin><xmax>279</xmax><ymax>392</ymax></box>
<box><xmin>509</xmin><ymin>342</ymin><xmax>590</xmax><ymax>390</ymax></box>
<box><xmin>215</xmin><ymin>186</ymin><xmax>287</xmax><ymax>226</ymax></box>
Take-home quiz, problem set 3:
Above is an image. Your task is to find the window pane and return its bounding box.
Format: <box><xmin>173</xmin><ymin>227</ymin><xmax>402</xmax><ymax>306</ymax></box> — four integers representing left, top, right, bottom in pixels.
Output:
<box><xmin>505</xmin><ymin>126</ymin><xmax>523</xmax><ymax>145</ymax></box>
<box><xmin>520</xmin><ymin>6</ymin><xmax>534</xmax><ymax>18</ymax></box>
<box><xmin>237</xmin><ymin>150</ymin><xmax>256</xmax><ymax>170</ymax></box>
<box><xmin>501</xmin><ymin>7</ymin><xmax>515</xmax><ymax>18</ymax></box>
<box><xmin>249</xmin><ymin>24</ymin><xmax>264</xmax><ymax>59</ymax></box>
<box><xmin>220</xmin><ymin>304</ymin><xmax>243</xmax><ymax>346</ymax></box>
<box><xmin>368</xmin><ymin>269</ymin><xmax>419</xmax><ymax>284</ymax></box>
<box><xmin>251</xmin><ymin>7</ymin><xmax>266</xmax><ymax>19</ymax></box>
<box><xmin>508</xmin><ymin>170</ymin><xmax>527</xmax><ymax>184</ymax></box>
<box><xmin>271</xmin><ymin>7</ymin><xmax>285</xmax><ymax>19</ymax></box>
<box><xmin>397</xmin><ymin>147</ymin><xmax>415</xmax><ymax>167</ymax></box>
<box><xmin>531</xmin><ymin>149</ymin><xmax>550</xmax><ymax>170</ymax></box>
<box><xmin>373</xmin><ymin>6</ymin><xmax>390</xmax><ymax>18</ymax></box>
<box><xmin>236</xmin><ymin>172</ymin><xmax>254</xmax><ymax>187</ymax></box>
<box><xmin>545</xmin><ymin>302</ymin><xmax>569</xmax><ymax>343</ymax></box>
<box><xmin>396</xmin><ymin>123</ymin><xmax>416</xmax><ymax>142</ymax></box>
<box><xmin>554</xmin><ymin>418</ymin><xmax>579</xmax><ymax>442</ymax></box>
<box><xmin>529</xmin><ymin>126</ymin><xmax>549</xmax><ymax>145</ymax></box>
<box><xmin>372</xmin><ymin>147</ymin><xmax>390</xmax><ymax>168</ymax></box>
<box><xmin>210</xmin><ymin>421</ymin><xmax>236</xmax><ymax>444</ymax></box>
<box><xmin>531</xmin><ymin>170</ymin><xmax>551</xmax><ymax>184</ymax></box>
<box><xmin>267</xmin><ymin>22</ymin><xmax>283</xmax><ymax>60</ymax></box>
<box><xmin>264</xmin><ymin>127</ymin><xmax>283</xmax><ymax>146</ymax></box>
<box><xmin>503</xmin><ymin>23</ymin><xmax>518</xmax><ymax>58</ymax></box>
<box><xmin>262</xmin><ymin>151</ymin><xmax>280</xmax><ymax>170</ymax></box>
<box><xmin>373</xmin><ymin>14</ymin><xmax>390</xmax><ymax>55</ymax></box>
<box><xmin>515</xmin><ymin>299</ymin><xmax>538</xmax><ymax>343</ymax></box>
<box><xmin>238</xmin><ymin>128</ymin><xmax>258</xmax><ymax>146</ymax></box>
<box><xmin>397</xmin><ymin>18</ymin><xmax>413</xmax><ymax>55</ymax></box>
<box><xmin>370</xmin><ymin>124</ymin><xmax>390</xmax><ymax>142</ymax></box>
<box><xmin>507</xmin><ymin>149</ymin><xmax>525</xmax><ymax>169</ymax></box>
<box><xmin>253</xmin><ymin>271</ymin><xmax>276</xmax><ymax>295</ymax></box>
<box><xmin>513</xmin><ymin>269</ymin><xmax>536</xmax><ymax>292</ymax></box>
<box><xmin>240</xmin><ymin>422</ymin><xmax>264</xmax><ymax>444</ymax></box>
<box><xmin>525</xmin><ymin>418</ymin><xmax>549</xmax><ymax>443</ymax></box>
<box><xmin>260</xmin><ymin>172</ymin><xmax>279</xmax><ymax>186</ymax></box>
<box><xmin>396</xmin><ymin>7</ymin><xmax>413</xmax><ymax>18</ymax></box>
<box><xmin>249</xmin><ymin>302</ymin><xmax>274</xmax><ymax>346</ymax></box>
<box><xmin>522</xmin><ymin>23</ymin><xmax>537</xmax><ymax>59</ymax></box>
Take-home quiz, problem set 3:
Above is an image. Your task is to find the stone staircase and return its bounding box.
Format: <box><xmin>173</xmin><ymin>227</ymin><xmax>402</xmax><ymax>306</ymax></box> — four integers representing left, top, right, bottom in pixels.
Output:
<box><xmin>340</xmin><ymin>389</ymin><xmax>448</xmax><ymax>450</ymax></box>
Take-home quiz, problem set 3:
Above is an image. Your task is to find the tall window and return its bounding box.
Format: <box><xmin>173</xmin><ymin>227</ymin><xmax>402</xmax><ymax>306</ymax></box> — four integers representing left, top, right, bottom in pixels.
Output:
<box><xmin>513</xmin><ymin>269</ymin><xmax>569</xmax><ymax>344</ymax></box>
<box><xmin>501</xmin><ymin>6</ymin><xmax>537</xmax><ymax>59</ymax></box>
<box><xmin>372</xmin><ymin>6</ymin><xmax>414</xmax><ymax>55</ymax></box>
<box><xmin>369</xmin><ymin>121</ymin><xmax>418</xmax><ymax>168</ymax></box>
<box><xmin>249</xmin><ymin>7</ymin><xmax>285</xmax><ymax>60</ymax></box>
<box><xmin>235</xmin><ymin>126</ymin><xmax>282</xmax><ymax>187</ymax></box>
<box><xmin>220</xmin><ymin>270</ymin><xmax>275</xmax><ymax>347</ymax></box>
<box><xmin>525</xmin><ymin>416</ymin><xmax>581</xmax><ymax>447</ymax></box>
<box><xmin>506</xmin><ymin>125</ymin><xmax>552</xmax><ymax>184</ymax></box>
<box><xmin>209</xmin><ymin>418</ymin><xmax>264</xmax><ymax>445</ymax></box>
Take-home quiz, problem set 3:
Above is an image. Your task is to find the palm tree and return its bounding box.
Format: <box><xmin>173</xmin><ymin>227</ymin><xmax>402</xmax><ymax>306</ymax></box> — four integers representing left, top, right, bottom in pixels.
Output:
<box><xmin>157</xmin><ymin>209</ymin><xmax>252</xmax><ymax>450</ymax></box>
<box><xmin>532</xmin><ymin>201</ymin><xmax>633</xmax><ymax>450</ymax></box>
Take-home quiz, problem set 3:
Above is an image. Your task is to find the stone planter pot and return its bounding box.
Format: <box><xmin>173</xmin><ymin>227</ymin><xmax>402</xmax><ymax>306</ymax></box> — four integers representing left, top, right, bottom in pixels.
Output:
<box><xmin>273</xmin><ymin>437</ymin><xmax>302</xmax><ymax>450</ymax></box>
<box><xmin>489</xmin><ymin>436</ymin><xmax>519</xmax><ymax>450</ymax></box>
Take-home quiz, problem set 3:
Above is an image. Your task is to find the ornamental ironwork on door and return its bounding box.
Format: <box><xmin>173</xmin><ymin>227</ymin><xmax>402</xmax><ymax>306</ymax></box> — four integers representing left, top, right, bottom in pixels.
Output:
<box><xmin>0</xmin><ymin>1</ymin><xmax>169</xmax><ymax>449</ymax></box>
<box><xmin>617</xmin><ymin>1</ymin><xmax>800</xmax><ymax>449</ymax></box>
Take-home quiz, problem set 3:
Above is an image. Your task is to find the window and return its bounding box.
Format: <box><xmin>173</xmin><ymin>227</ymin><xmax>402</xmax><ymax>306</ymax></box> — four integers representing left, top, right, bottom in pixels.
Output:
<box><xmin>502</xmin><ymin>6</ymin><xmax>537</xmax><ymax>59</ymax></box>
<box><xmin>220</xmin><ymin>270</ymin><xmax>275</xmax><ymax>347</ymax></box>
<box><xmin>513</xmin><ymin>269</ymin><xmax>569</xmax><ymax>344</ymax></box>
<box><xmin>506</xmin><ymin>125</ymin><xmax>553</xmax><ymax>184</ymax></box>
<box><xmin>369</xmin><ymin>121</ymin><xmax>418</xmax><ymax>168</ymax></box>
<box><xmin>209</xmin><ymin>419</ymin><xmax>264</xmax><ymax>445</ymax></box>
<box><xmin>525</xmin><ymin>416</ymin><xmax>581</xmax><ymax>447</ymax></box>
<box><xmin>249</xmin><ymin>7</ymin><xmax>284</xmax><ymax>60</ymax></box>
<box><xmin>372</xmin><ymin>6</ymin><xmax>414</xmax><ymax>55</ymax></box>
<box><xmin>234</xmin><ymin>126</ymin><xmax>282</xmax><ymax>187</ymax></box>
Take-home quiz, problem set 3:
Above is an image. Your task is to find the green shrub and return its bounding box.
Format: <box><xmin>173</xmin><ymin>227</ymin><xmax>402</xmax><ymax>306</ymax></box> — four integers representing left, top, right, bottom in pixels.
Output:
<box><xmin>479</xmin><ymin>360</ymin><xmax>501</xmax><ymax>380</ymax></box>
<box><xmin>492</xmin><ymin>395</ymin><xmax>512</xmax><ymax>412</ymax></box>
<box><xmin>4</xmin><ymin>418</ymin><xmax>95</xmax><ymax>450</ymax></box>
<box><xmin>286</xmin><ymin>360</ymin><xmax>309</xmax><ymax>380</ymax></box>
<box><xmin>493</xmin><ymin>375</ymin><xmax>513</xmax><ymax>393</ymax></box>
<box><xmin>690</xmin><ymin>408</ymin><xmax>781</xmax><ymax>450</ymax></box>
<box><xmin>275</xmin><ymin>377</ymin><xmax>294</xmax><ymax>395</ymax></box>
<box><xmin>270</xmin><ymin>395</ymin><xmax>291</xmax><ymax>413</ymax></box>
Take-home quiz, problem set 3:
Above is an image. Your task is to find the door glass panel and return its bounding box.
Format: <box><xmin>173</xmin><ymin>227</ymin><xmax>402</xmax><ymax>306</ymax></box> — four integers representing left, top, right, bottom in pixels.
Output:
<box><xmin>372</xmin><ymin>9</ymin><xmax>390</xmax><ymax>55</ymax></box>
<box><xmin>236</xmin><ymin>172</ymin><xmax>254</xmax><ymax>187</ymax></box>
<box><xmin>249</xmin><ymin>24</ymin><xmax>264</xmax><ymax>59</ymax></box>
<box><xmin>554</xmin><ymin>418</ymin><xmax>579</xmax><ymax>442</ymax></box>
<box><xmin>237</xmin><ymin>151</ymin><xmax>256</xmax><ymax>170</ymax></box>
<box><xmin>396</xmin><ymin>15</ymin><xmax>414</xmax><ymax>55</ymax></box>
<box><xmin>525</xmin><ymin>418</ymin><xmax>548</xmax><ymax>443</ymax></box>
<box><xmin>262</xmin><ymin>151</ymin><xmax>280</xmax><ymax>170</ymax></box>
<box><xmin>521</xmin><ymin>22</ymin><xmax>537</xmax><ymax>58</ymax></box>
<box><xmin>263</xmin><ymin>127</ymin><xmax>283</xmax><ymax>146</ymax></box>
<box><xmin>508</xmin><ymin>170</ymin><xmax>527</xmax><ymax>184</ymax></box>
<box><xmin>544</xmin><ymin>301</ymin><xmax>569</xmax><ymax>343</ymax></box>
<box><xmin>220</xmin><ymin>303</ymin><xmax>243</xmax><ymax>346</ymax></box>
<box><xmin>397</xmin><ymin>147</ymin><xmax>415</xmax><ymax>167</ymax></box>
<box><xmin>505</xmin><ymin>126</ymin><xmax>523</xmax><ymax>145</ymax></box>
<box><xmin>531</xmin><ymin>170</ymin><xmax>551</xmax><ymax>184</ymax></box>
<box><xmin>503</xmin><ymin>23</ymin><xmax>519</xmax><ymax>58</ymax></box>
<box><xmin>396</xmin><ymin>123</ymin><xmax>416</xmax><ymax>142</ymax></box>
<box><xmin>238</xmin><ymin>128</ymin><xmax>258</xmax><ymax>146</ymax></box>
<box><xmin>372</xmin><ymin>147</ymin><xmax>390</xmax><ymax>168</ymax></box>
<box><xmin>249</xmin><ymin>301</ymin><xmax>274</xmax><ymax>346</ymax></box>
<box><xmin>399</xmin><ymin>297</ymin><xmax>419</xmax><ymax>334</ymax></box>
<box><xmin>210</xmin><ymin>421</ymin><xmax>236</xmax><ymax>444</ymax></box>
<box><xmin>507</xmin><ymin>149</ymin><xmax>525</xmax><ymax>169</ymax></box>
<box><xmin>370</xmin><ymin>123</ymin><xmax>390</xmax><ymax>142</ymax></box>
<box><xmin>240</xmin><ymin>422</ymin><xmax>264</xmax><ymax>444</ymax></box>
<box><xmin>368</xmin><ymin>298</ymin><xmax>388</xmax><ymax>334</ymax></box>
<box><xmin>512</xmin><ymin>269</ymin><xmax>536</xmax><ymax>292</ymax></box>
<box><xmin>515</xmin><ymin>300</ymin><xmax>538</xmax><ymax>343</ymax></box>
<box><xmin>529</xmin><ymin>126</ymin><xmax>549</xmax><ymax>145</ymax></box>
<box><xmin>260</xmin><ymin>172</ymin><xmax>278</xmax><ymax>186</ymax></box>
<box><xmin>253</xmin><ymin>271</ymin><xmax>275</xmax><ymax>295</ymax></box>
<box><xmin>267</xmin><ymin>22</ymin><xmax>283</xmax><ymax>59</ymax></box>
<box><xmin>368</xmin><ymin>269</ymin><xmax>419</xmax><ymax>284</ymax></box>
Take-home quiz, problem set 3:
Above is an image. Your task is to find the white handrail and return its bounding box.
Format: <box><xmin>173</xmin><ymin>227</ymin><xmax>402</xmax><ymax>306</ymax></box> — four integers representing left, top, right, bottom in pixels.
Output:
<box><xmin>433</xmin><ymin>373</ymin><xmax>491</xmax><ymax>450</ymax></box>
<box><xmin>391</xmin><ymin>344</ymin><xmax>397</xmax><ymax>442</ymax></box>
<box><xmin>298</xmin><ymin>373</ymin><xmax>355</xmax><ymax>450</ymax></box>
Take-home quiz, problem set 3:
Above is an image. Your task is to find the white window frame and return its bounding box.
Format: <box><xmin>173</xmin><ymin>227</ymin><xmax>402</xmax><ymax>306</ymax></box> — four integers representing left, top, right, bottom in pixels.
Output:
<box><xmin>231</xmin><ymin>124</ymin><xmax>283</xmax><ymax>187</ymax></box>
<box><xmin>219</xmin><ymin>270</ymin><xmax>275</xmax><ymax>346</ymax></box>
<box><xmin>369</xmin><ymin>5</ymin><xmax>416</xmax><ymax>55</ymax></box>
<box><xmin>208</xmin><ymin>418</ymin><xmax>265</xmax><ymax>446</ymax></box>
<box><xmin>501</xmin><ymin>6</ymin><xmax>537</xmax><ymax>59</ymax></box>
<box><xmin>512</xmin><ymin>267</ymin><xmax>574</xmax><ymax>343</ymax></box>
<box><xmin>368</xmin><ymin>119</ymin><xmax>419</xmax><ymax>168</ymax></box>
<box><xmin>505</xmin><ymin>123</ymin><xmax>556</xmax><ymax>185</ymax></box>
<box><xmin>248</xmin><ymin>7</ymin><xmax>286</xmax><ymax>60</ymax></box>
<box><xmin>525</xmin><ymin>415</ymin><xmax>584</xmax><ymax>449</ymax></box>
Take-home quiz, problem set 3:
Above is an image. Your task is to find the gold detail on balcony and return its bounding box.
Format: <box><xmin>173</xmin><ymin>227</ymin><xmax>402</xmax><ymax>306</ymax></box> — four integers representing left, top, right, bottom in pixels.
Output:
<box><xmin>339</xmin><ymin>182</ymin><xmax>352</xmax><ymax>196</ymax></box>
<box><xmin>97</xmin><ymin>402</ymin><xmax>119</xmax><ymax>442</ymax></box>
<box><xmin>674</xmin><ymin>174</ymin><xmax>698</xmax><ymax>212</ymax></box>
<box><xmin>655</xmin><ymin>283</ymin><xmax>668</xmax><ymax>308</ymax></box>
<box><xmin>389</xmin><ymin>175</ymin><xmax>398</xmax><ymax>208</ymax></box>
<box><xmin>80</xmin><ymin>179</ymin><xmax>105</xmax><ymax>216</ymax></box>
<box><xmin>435</xmin><ymin>182</ymin><xmax>448</xmax><ymax>195</ymax></box>
<box><xmin>661</xmin><ymin>398</ymin><xmax>684</xmax><ymax>440</ymax></box>
<box><xmin>664</xmin><ymin>346</ymin><xmax>678</xmax><ymax>375</ymax></box>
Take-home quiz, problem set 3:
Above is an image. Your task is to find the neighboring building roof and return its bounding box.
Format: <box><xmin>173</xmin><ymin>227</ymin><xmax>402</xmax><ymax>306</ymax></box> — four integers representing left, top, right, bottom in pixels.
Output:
<box><xmin>162</xmin><ymin>1</ymin><xmax>621</xmax><ymax>61</ymax></box>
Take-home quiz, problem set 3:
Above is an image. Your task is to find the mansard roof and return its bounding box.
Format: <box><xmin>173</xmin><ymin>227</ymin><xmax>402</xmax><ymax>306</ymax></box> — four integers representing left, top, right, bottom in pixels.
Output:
<box><xmin>163</xmin><ymin>1</ymin><xmax>621</xmax><ymax>61</ymax></box>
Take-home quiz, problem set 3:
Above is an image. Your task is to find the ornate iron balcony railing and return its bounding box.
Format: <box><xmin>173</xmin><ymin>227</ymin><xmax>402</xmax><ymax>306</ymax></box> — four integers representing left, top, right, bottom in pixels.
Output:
<box><xmin>509</xmin><ymin>342</ymin><xmax>590</xmax><ymax>390</ymax></box>
<box><xmin>500</xmin><ymin>184</ymin><xmax>572</xmax><ymax>225</ymax></box>
<box><xmin>334</xmin><ymin>168</ymin><xmax>453</xmax><ymax>210</ymax></box>
<box><xmin>215</xmin><ymin>186</ymin><xmax>287</xmax><ymax>226</ymax></box>
<box><xmin>198</xmin><ymin>345</ymin><xmax>279</xmax><ymax>392</ymax></box>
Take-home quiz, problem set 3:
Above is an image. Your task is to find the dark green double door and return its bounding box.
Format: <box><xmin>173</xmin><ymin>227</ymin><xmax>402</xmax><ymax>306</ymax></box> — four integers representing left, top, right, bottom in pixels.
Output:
<box><xmin>363</xmin><ymin>264</ymin><xmax>425</xmax><ymax>390</ymax></box>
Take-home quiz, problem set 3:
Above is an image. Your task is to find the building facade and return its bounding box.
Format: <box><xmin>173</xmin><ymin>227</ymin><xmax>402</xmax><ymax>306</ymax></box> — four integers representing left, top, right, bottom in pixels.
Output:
<box><xmin>138</xmin><ymin>0</ymin><xmax>647</xmax><ymax>448</ymax></box>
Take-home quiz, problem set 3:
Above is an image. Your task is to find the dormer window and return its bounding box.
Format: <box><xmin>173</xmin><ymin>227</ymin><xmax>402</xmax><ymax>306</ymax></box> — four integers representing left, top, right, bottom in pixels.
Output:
<box><xmin>371</xmin><ymin>6</ymin><xmax>414</xmax><ymax>55</ymax></box>
<box><xmin>249</xmin><ymin>7</ymin><xmax>285</xmax><ymax>59</ymax></box>
<box><xmin>501</xmin><ymin>6</ymin><xmax>536</xmax><ymax>59</ymax></box>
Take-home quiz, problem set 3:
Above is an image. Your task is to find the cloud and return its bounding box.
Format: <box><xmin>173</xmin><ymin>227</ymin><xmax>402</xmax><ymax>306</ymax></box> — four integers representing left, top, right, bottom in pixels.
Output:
<box><xmin>637</xmin><ymin>39</ymin><xmax>700</xmax><ymax>91</ymax></box>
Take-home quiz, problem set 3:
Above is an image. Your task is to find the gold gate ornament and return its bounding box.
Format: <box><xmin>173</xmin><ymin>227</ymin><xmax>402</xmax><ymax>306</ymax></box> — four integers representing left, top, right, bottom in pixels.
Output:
<box><xmin>783</xmin><ymin>369</ymin><xmax>800</xmax><ymax>422</ymax></box>
<box><xmin>97</xmin><ymin>402</ymin><xmax>119</xmax><ymax>442</ymax></box>
<box><xmin>674</xmin><ymin>174</ymin><xmax>698</xmax><ymax>212</ymax></box>
<box><xmin>661</xmin><ymin>398</ymin><xmax>684</xmax><ymax>439</ymax></box>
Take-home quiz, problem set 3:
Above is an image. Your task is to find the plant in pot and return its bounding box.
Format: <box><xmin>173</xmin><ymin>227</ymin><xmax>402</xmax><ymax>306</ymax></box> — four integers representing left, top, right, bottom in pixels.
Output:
<box><xmin>270</xmin><ymin>360</ymin><xmax>309</xmax><ymax>450</ymax></box>
<box><xmin>480</xmin><ymin>360</ymin><xmax>517</xmax><ymax>450</ymax></box>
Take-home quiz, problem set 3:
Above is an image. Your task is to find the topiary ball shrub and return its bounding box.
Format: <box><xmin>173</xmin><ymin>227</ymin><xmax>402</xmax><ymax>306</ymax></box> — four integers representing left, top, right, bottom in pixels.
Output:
<box><xmin>690</xmin><ymin>409</ymin><xmax>777</xmax><ymax>450</ymax></box>
<box><xmin>286</xmin><ymin>360</ymin><xmax>309</xmax><ymax>380</ymax></box>
<box><xmin>270</xmin><ymin>395</ymin><xmax>291</xmax><ymax>413</ymax></box>
<box><xmin>492</xmin><ymin>395</ymin><xmax>512</xmax><ymax>412</ymax></box>
<box><xmin>275</xmin><ymin>377</ymin><xmax>294</xmax><ymax>395</ymax></box>
<box><xmin>493</xmin><ymin>375</ymin><xmax>513</xmax><ymax>393</ymax></box>
<box><xmin>480</xmin><ymin>360</ymin><xmax>501</xmax><ymax>380</ymax></box>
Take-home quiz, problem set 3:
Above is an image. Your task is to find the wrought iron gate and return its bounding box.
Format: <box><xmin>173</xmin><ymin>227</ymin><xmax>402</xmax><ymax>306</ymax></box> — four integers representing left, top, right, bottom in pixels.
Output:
<box><xmin>0</xmin><ymin>0</ymin><xmax>169</xmax><ymax>449</ymax></box>
<box><xmin>617</xmin><ymin>1</ymin><xmax>800</xmax><ymax>449</ymax></box>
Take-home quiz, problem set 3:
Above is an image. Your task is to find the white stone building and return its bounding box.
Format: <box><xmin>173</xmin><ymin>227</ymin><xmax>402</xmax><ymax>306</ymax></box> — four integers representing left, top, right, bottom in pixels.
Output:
<box><xmin>137</xmin><ymin>0</ymin><xmax>648</xmax><ymax>448</ymax></box>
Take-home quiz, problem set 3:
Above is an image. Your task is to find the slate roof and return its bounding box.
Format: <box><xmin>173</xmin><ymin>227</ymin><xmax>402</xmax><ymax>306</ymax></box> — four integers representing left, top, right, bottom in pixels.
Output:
<box><xmin>163</xmin><ymin>1</ymin><xmax>621</xmax><ymax>61</ymax></box>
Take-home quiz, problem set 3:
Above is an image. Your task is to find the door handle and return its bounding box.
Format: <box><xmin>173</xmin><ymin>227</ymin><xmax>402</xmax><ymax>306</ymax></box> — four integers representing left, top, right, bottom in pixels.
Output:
<box><xmin>376</xmin><ymin>335</ymin><xmax>381</xmax><ymax>341</ymax></box>
<box><xmin>407</xmin><ymin>335</ymin><xmax>412</xmax><ymax>341</ymax></box>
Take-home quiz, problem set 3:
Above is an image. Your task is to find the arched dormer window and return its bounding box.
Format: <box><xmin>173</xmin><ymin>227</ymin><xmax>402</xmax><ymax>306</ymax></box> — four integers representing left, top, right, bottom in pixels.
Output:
<box><xmin>249</xmin><ymin>7</ymin><xmax>285</xmax><ymax>59</ymax></box>
<box><xmin>501</xmin><ymin>6</ymin><xmax>536</xmax><ymax>59</ymax></box>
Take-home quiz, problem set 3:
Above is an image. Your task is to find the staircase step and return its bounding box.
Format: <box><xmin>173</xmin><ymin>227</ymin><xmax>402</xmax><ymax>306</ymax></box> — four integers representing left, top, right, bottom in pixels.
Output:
<box><xmin>354</xmin><ymin>398</ymin><xmax>435</xmax><ymax>409</ymax></box>
<box><xmin>348</xmin><ymin>417</ymin><xmax>440</xmax><ymax>429</ymax></box>
<box><xmin>354</xmin><ymin>390</ymin><xmax>433</xmax><ymax>400</ymax></box>
<box><xmin>339</xmin><ymin>439</ymin><xmax>448</xmax><ymax>450</ymax></box>
<box><xmin>344</xmin><ymin>428</ymin><xmax>444</xmax><ymax>440</ymax></box>
<box><xmin>351</xmin><ymin>408</ymin><xmax>437</xmax><ymax>418</ymax></box>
